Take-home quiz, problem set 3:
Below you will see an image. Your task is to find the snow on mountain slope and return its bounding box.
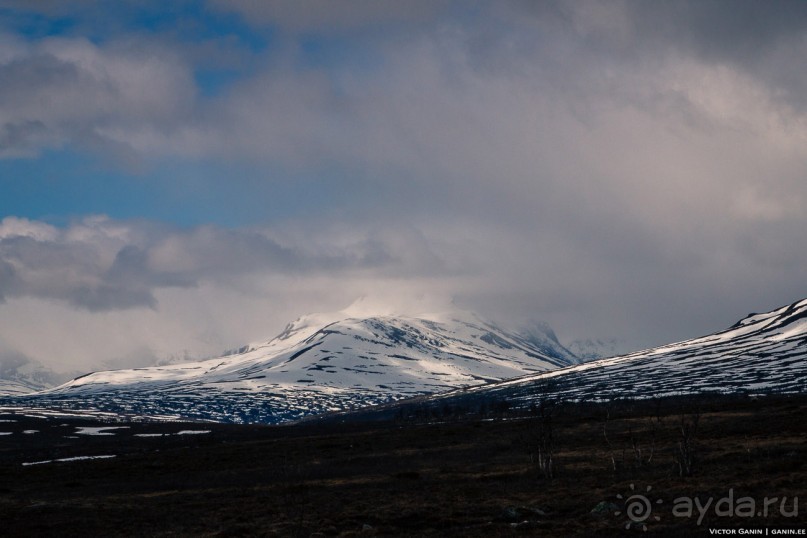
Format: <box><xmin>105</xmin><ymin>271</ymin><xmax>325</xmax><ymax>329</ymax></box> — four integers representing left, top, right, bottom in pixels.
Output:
<box><xmin>0</xmin><ymin>378</ymin><xmax>45</xmax><ymax>396</ymax></box>
<box><xmin>565</xmin><ymin>338</ymin><xmax>624</xmax><ymax>361</ymax></box>
<box><xmin>12</xmin><ymin>311</ymin><xmax>578</xmax><ymax>423</ymax></box>
<box><xmin>425</xmin><ymin>297</ymin><xmax>807</xmax><ymax>408</ymax></box>
<box><xmin>0</xmin><ymin>356</ymin><xmax>64</xmax><ymax>395</ymax></box>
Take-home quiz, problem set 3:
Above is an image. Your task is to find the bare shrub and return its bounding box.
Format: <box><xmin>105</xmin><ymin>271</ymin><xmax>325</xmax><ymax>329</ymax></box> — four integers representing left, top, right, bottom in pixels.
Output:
<box><xmin>523</xmin><ymin>384</ymin><xmax>557</xmax><ymax>479</ymax></box>
<box><xmin>676</xmin><ymin>409</ymin><xmax>700</xmax><ymax>477</ymax></box>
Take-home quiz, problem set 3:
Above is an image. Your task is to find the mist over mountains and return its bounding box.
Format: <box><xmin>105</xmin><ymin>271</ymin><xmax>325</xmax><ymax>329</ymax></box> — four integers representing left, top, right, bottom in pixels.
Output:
<box><xmin>3</xmin><ymin>296</ymin><xmax>807</xmax><ymax>424</ymax></box>
<box><xmin>1</xmin><ymin>309</ymin><xmax>578</xmax><ymax>422</ymax></box>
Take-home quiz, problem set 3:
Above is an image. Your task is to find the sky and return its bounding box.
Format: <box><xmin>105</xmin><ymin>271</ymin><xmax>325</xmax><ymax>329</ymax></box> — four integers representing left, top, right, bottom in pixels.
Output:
<box><xmin>1</xmin><ymin>0</ymin><xmax>807</xmax><ymax>376</ymax></box>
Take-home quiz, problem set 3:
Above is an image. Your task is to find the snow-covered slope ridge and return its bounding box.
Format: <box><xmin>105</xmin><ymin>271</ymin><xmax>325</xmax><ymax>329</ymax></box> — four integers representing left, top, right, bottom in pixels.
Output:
<box><xmin>436</xmin><ymin>297</ymin><xmax>807</xmax><ymax>405</ymax></box>
<box><xmin>22</xmin><ymin>311</ymin><xmax>578</xmax><ymax>423</ymax></box>
<box><xmin>0</xmin><ymin>378</ymin><xmax>44</xmax><ymax>396</ymax></box>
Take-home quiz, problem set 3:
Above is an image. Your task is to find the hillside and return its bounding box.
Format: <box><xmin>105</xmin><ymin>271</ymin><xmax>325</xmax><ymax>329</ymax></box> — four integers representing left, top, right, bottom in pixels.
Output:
<box><xmin>11</xmin><ymin>311</ymin><xmax>578</xmax><ymax>423</ymax></box>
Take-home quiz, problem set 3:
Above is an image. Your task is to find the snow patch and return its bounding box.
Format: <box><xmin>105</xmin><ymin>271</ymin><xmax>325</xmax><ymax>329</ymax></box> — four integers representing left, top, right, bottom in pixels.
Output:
<box><xmin>23</xmin><ymin>455</ymin><xmax>116</xmax><ymax>466</ymax></box>
<box><xmin>75</xmin><ymin>426</ymin><xmax>130</xmax><ymax>436</ymax></box>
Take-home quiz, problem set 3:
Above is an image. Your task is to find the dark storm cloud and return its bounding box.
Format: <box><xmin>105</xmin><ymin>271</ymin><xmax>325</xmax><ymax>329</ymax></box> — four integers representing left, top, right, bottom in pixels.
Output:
<box><xmin>624</xmin><ymin>0</ymin><xmax>807</xmax><ymax>110</ymax></box>
<box><xmin>508</xmin><ymin>0</ymin><xmax>807</xmax><ymax>61</ymax></box>
<box><xmin>629</xmin><ymin>0</ymin><xmax>807</xmax><ymax>59</ymax></box>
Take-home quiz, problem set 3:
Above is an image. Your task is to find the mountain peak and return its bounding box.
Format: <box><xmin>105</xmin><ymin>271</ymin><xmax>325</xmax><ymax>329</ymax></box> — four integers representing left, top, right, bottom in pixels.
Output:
<box><xmin>34</xmin><ymin>308</ymin><xmax>579</xmax><ymax>423</ymax></box>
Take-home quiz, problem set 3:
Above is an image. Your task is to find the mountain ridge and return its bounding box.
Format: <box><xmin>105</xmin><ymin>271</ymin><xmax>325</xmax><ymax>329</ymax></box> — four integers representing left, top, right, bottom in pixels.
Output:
<box><xmin>407</xmin><ymin>297</ymin><xmax>807</xmax><ymax>412</ymax></box>
<box><xmin>11</xmin><ymin>310</ymin><xmax>579</xmax><ymax>423</ymax></box>
<box><xmin>8</xmin><ymin>297</ymin><xmax>807</xmax><ymax>424</ymax></box>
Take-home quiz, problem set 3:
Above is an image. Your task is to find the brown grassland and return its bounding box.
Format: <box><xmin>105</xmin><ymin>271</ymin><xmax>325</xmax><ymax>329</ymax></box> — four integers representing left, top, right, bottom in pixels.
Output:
<box><xmin>0</xmin><ymin>394</ymin><xmax>805</xmax><ymax>536</ymax></box>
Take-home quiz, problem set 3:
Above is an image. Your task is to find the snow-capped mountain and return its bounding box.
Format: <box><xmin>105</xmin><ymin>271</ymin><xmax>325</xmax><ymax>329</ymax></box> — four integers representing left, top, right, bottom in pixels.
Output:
<box><xmin>0</xmin><ymin>357</ymin><xmax>66</xmax><ymax>395</ymax></box>
<box><xmin>422</xmin><ymin>297</ymin><xmax>807</xmax><ymax>408</ymax></box>
<box><xmin>11</xmin><ymin>310</ymin><xmax>578</xmax><ymax>423</ymax></box>
<box><xmin>0</xmin><ymin>378</ymin><xmax>45</xmax><ymax>396</ymax></box>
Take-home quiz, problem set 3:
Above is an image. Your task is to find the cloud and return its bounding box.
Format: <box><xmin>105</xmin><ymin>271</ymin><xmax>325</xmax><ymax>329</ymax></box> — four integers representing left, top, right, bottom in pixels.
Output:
<box><xmin>0</xmin><ymin>216</ymin><xmax>452</xmax><ymax>313</ymax></box>
<box><xmin>0</xmin><ymin>0</ymin><xmax>96</xmax><ymax>16</ymax></box>
<box><xmin>627</xmin><ymin>0</ymin><xmax>807</xmax><ymax>59</ymax></box>
<box><xmin>0</xmin><ymin>32</ymin><xmax>197</xmax><ymax>160</ymax></box>
<box><xmin>208</xmin><ymin>0</ymin><xmax>450</xmax><ymax>32</ymax></box>
<box><xmin>1</xmin><ymin>2</ymin><xmax>807</xmax><ymax>373</ymax></box>
<box><xmin>571</xmin><ymin>0</ymin><xmax>807</xmax><ymax>113</ymax></box>
<box><xmin>0</xmin><ymin>216</ymin><xmax>464</xmax><ymax>373</ymax></box>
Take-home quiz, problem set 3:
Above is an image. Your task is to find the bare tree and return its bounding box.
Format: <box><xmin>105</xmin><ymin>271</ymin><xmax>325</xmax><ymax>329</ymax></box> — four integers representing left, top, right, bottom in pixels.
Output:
<box><xmin>524</xmin><ymin>383</ymin><xmax>557</xmax><ymax>479</ymax></box>
<box><xmin>629</xmin><ymin>398</ymin><xmax>664</xmax><ymax>468</ymax></box>
<box><xmin>602</xmin><ymin>402</ymin><xmax>621</xmax><ymax>472</ymax></box>
<box><xmin>646</xmin><ymin>398</ymin><xmax>663</xmax><ymax>465</ymax></box>
<box><xmin>676</xmin><ymin>409</ymin><xmax>700</xmax><ymax>477</ymax></box>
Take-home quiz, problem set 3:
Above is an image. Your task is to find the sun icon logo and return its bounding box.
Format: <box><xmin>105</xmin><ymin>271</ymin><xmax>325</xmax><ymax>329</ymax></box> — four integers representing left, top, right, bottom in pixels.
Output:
<box><xmin>614</xmin><ymin>484</ymin><xmax>664</xmax><ymax>531</ymax></box>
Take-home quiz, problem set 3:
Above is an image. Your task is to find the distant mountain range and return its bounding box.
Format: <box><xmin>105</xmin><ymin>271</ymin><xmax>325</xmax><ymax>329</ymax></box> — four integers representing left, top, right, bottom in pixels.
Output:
<box><xmin>5</xmin><ymin>298</ymin><xmax>806</xmax><ymax>424</ymax></box>
<box><xmin>0</xmin><ymin>357</ymin><xmax>68</xmax><ymax>395</ymax></box>
<box><xmin>0</xmin><ymin>378</ymin><xmax>46</xmax><ymax>396</ymax></box>
<box><xmin>414</xmin><ymin>297</ymin><xmax>807</xmax><ymax>411</ymax></box>
<box><xmin>5</xmin><ymin>310</ymin><xmax>579</xmax><ymax>423</ymax></box>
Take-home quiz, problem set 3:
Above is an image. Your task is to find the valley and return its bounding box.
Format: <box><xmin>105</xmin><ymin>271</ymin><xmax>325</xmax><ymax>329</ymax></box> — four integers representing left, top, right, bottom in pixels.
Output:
<box><xmin>2</xmin><ymin>299</ymin><xmax>807</xmax><ymax>535</ymax></box>
<box><xmin>1</xmin><ymin>394</ymin><xmax>805</xmax><ymax>536</ymax></box>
